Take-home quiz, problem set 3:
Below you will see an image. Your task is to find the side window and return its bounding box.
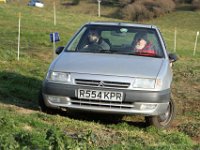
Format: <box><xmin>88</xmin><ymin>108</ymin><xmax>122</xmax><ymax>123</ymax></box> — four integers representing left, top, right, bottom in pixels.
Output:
<box><xmin>148</xmin><ymin>32</ymin><xmax>164</xmax><ymax>57</ymax></box>
<box><xmin>68</xmin><ymin>27</ymin><xmax>87</xmax><ymax>51</ymax></box>
<box><xmin>158</xmin><ymin>29</ymin><xmax>167</xmax><ymax>49</ymax></box>
<box><xmin>148</xmin><ymin>33</ymin><xmax>160</xmax><ymax>49</ymax></box>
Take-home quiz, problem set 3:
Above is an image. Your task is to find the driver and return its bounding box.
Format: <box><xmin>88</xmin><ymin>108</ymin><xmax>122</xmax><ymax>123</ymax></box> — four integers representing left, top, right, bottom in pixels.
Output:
<box><xmin>84</xmin><ymin>30</ymin><xmax>110</xmax><ymax>51</ymax></box>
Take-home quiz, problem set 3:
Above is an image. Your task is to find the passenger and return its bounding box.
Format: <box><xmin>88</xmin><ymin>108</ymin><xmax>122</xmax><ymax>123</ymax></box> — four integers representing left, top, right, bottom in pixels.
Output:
<box><xmin>133</xmin><ymin>32</ymin><xmax>157</xmax><ymax>56</ymax></box>
<box><xmin>84</xmin><ymin>30</ymin><xmax>110</xmax><ymax>51</ymax></box>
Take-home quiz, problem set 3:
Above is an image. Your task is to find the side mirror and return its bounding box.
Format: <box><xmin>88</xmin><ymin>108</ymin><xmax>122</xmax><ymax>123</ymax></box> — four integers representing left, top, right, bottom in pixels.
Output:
<box><xmin>168</xmin><ymin>53</ymin><xmax>178</xmax><ymax>63</ymax></box>
<box><xmin>56</xmin><ymin>46</ymin><xmax>64</xmax><ymax>55</ymax></box>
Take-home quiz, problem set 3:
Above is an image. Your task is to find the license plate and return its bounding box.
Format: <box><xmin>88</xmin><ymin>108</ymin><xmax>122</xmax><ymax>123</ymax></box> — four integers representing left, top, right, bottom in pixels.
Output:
<box><xmin>77</xmin><ymin>89</ymin><xmax>123</xmax><ymax>101</ymax></box>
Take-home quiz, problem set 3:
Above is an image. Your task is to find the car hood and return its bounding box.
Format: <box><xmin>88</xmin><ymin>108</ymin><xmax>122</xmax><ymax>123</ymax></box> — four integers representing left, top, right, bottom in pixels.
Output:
<box><xmin>52</xmin><ymin>52</ymin><xmax>164</xmax><ymax>78</ymax></box>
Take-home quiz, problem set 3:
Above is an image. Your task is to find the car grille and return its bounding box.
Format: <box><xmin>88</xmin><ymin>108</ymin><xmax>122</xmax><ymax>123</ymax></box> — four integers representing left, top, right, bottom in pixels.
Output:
<box><xmin>70</xmin><ymin>99</ymin><xmax>134</xmax><ymax>109</ymax></box>
<box><xmin>75</xmin><ymin>79</ymin><xmax>130</xmax><ymax>89</ymax></box>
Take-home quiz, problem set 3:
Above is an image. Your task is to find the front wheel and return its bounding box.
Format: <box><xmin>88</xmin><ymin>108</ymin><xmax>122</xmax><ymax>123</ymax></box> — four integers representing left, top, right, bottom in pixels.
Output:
<box><xmin>145</xmin><ymin>98</ymin><xmax>176</xmax><ymax>129</ymax></box>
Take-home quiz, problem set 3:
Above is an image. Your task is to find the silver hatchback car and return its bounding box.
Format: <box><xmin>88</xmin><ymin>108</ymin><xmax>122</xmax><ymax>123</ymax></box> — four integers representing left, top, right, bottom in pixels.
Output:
<box><xmin>39</xmin><ymin>22</ymin><xmax>178</xmax><ymax>128</ymax></box>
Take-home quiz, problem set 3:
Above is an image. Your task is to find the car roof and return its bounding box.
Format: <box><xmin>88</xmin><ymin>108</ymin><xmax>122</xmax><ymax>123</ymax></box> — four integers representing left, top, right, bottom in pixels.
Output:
<box><xmin>86</xmin><ymin>22</ymin><xmax>158</xmax><ymax>29</ymax></box>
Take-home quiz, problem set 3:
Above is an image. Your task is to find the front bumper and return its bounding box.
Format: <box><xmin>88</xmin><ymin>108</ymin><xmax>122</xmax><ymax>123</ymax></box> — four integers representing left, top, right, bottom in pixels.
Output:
<box><xmin>42</xmin><ymin>81</ymin><xmax>170</xmax><ymax>116</ymax></box>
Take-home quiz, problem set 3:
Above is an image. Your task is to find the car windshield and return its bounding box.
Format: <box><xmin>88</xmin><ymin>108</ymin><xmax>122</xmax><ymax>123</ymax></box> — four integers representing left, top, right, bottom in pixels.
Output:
<box><xmin>65</xmin><ymin>25</ymin><xmax>164</xmax><ymax>58</ymax></box>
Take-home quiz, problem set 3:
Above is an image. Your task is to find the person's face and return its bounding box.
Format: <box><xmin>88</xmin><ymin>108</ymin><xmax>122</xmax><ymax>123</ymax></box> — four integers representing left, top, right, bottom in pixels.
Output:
<box><xmin>137</xmin><ymin>38</ymin><xmax>147</xmax><ymax>46</ymax></box>
<box><xmin>88</xmin><ymin>32</ymin><xmax>99</xmax><ymax>43</ymax></box>
<box><xmin>135</xmin><ymin>38</ymin><xmax>147</xmax><ymax>49</ymax></box>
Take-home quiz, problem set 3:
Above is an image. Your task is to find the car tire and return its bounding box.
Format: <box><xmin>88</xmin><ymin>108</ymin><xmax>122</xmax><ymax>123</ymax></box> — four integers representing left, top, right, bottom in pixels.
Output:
<box><xmin>38</xmin><ymin>89</ymin><xmax>58</xmax><ymax>114</ymax></box>
<box><xmin>145</xmin><ymin>98</ymin><xmax>176</xmax><ymax>129</ymax></box>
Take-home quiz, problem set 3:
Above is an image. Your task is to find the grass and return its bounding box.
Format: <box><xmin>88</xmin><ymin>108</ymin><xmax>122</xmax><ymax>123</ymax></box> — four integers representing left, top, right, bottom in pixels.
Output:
<box><xmin>0</xmin><ymin>106</ymin><xmax>196</xmax><ymax>149</ymax></box>
<box><xmin>0</xmin><ymin>0</ymin><xmax>200</xmax><ymax>149</ymax></box>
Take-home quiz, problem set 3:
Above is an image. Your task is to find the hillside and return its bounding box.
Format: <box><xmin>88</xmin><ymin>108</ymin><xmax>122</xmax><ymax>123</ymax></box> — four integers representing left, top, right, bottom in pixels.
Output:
<box><xmin>0</xmin><ymin>0</ymin><xmax>200</xmax><ymax>149</ymax></box>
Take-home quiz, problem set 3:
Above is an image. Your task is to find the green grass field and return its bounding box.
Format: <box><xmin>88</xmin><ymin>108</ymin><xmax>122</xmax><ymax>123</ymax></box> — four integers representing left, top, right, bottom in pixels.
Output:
<box><xmin>0</xmin><ymin>0</ymin><xmax>200</xmax><ymax>149</ymax></box>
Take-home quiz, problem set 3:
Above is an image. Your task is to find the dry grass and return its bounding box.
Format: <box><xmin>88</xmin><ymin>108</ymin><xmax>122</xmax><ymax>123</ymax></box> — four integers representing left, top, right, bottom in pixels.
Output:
<box><xmin>0</xmin><ymin>103</ymin><xmax>36</xmax><ymax>115</ymax></box>
<box><xmin>192</xmin><ymin>0</ymin><xmax>200</xmax><ymax>10</ymax></box>
<box><xmin>121</xmin><ymin>0</ymin><xmax>176</xmax><ymax>21</ymax></box>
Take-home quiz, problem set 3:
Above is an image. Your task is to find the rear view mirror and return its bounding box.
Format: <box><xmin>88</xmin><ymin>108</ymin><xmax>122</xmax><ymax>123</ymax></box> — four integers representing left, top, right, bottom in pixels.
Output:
<box><xmin>56</xmin><ymin>46</ymin><xmax>64</xmax><ymax>55</ymax></box>
<box><xmin>168</xmin><ymin>53</ymin><xmax>178</xmax><ymax>62</ymax></box>
<box><xmin>111</xmin><ymin>30</ymin><xmax>127</xmax><ymax>37</ymax></box>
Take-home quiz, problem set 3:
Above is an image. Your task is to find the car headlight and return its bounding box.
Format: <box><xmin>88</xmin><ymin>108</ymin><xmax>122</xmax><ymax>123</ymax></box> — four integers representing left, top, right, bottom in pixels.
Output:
<box><xmin>132</xmin><ymin>78</ymin><xmax>155</xmax><ymax>89</ymax></box>
<box><xmin>48</xmin><ymin>71</ymin><xmax>71</xmax><ymax>82</ymax></box>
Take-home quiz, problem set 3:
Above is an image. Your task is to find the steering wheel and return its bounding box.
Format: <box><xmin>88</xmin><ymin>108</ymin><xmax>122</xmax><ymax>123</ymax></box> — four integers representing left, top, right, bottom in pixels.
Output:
<box><xmin>88</xmin><ymin>43</ymin><xmax>104</xmax><ymax>52</ymax></box>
